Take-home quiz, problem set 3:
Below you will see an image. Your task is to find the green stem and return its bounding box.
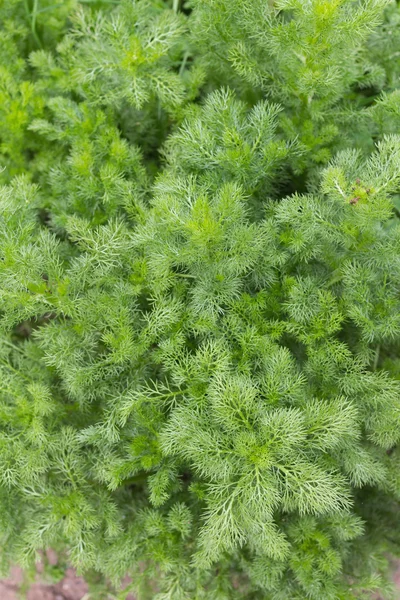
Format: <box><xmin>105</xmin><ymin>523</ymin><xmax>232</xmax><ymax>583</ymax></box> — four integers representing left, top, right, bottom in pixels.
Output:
<box><xmin>0</xmin><ymin>357</ymin><xmax>32</xmax><ymax>383</ymax></box>
<box><xmin>316</xmin><ymin>216</ymin><xmax>342</xmax><ymax>233</ymax></box>
<box><xmin>373</xmin><ymin>344</ymin><xmax>380</xmax><ymax>371</ymax></box>
<box><xmin>2</xmin><ymin>339</ymin><xmax>25</xmax><ymax>355</ymax></box>
<box><xmin>23</xmin><ymin>0</ymin><xmax>42</xmax><ymax>48</ymax></box>
<box><xmin>179</xmin><ymin>51</ymin><xmax>190</xmax><ymax>77</ymax></box>
<box><xmin>326</xmin><ymin>274</ymin><xmax>342</xmax><ymax>288</ymax></box>
<box><xmin>174</xmin><ymin>272</ymin><xmax>195</xmax><ymax>279</ymax></box>
<box><xmin>31</xmin><ymin>0</ymin><xmax>43</xmax><ymax>48</ymax></box>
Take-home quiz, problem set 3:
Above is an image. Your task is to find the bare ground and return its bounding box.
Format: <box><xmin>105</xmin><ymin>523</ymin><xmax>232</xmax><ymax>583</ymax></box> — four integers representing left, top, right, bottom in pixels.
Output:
<box><xmin>0</xmin><ymin>565</ymin><xmax>88</xmax><ymax>600</ymax></box>
<box><xmin>0</xmin><ymin>550</ymin><xmax>135</xmax><ymax>600</ymax></box>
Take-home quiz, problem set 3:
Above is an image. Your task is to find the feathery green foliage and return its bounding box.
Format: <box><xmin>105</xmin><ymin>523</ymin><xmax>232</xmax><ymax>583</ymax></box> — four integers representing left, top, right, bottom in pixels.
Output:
<box><xmin>2</xmin><ymin>1</ymin><xmax>400</xmax><ymax>598</ymax></box>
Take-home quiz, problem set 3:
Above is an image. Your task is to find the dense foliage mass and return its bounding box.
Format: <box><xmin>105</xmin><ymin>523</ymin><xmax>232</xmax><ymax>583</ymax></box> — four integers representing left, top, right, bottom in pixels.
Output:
<box><xmin>2</xmin><ymin>1</ymin><xmax>400</xmax><ymax>598</ymax></box>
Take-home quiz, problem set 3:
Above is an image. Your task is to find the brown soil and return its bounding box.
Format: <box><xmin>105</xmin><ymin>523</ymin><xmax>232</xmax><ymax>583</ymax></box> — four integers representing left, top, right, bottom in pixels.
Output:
<box><xmin>0</xmin><ymin>565</ymin><xmax>88</xmax><ymax>600</ymax></box>
<box><xmin>0</xmin><ymin>552</ymin><xmax>137</xmax><ymax>600</ymax></box>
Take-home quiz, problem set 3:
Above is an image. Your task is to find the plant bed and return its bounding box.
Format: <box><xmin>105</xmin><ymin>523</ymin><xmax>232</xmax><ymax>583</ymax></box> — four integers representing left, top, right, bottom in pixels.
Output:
<box><xmin>2</xmin><ymin>1</ymin><xmax>400</xmax><ymax>599</ymax></box>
